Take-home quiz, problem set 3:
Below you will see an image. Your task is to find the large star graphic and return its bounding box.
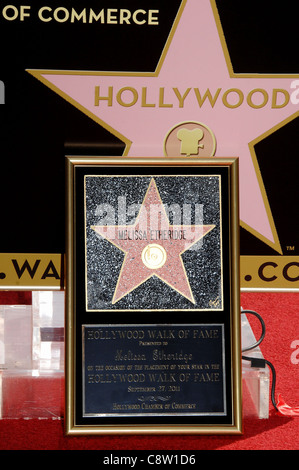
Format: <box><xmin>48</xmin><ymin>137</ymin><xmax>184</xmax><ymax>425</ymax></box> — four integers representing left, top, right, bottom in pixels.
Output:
<box><xmin>91</xmin><ymin>178</ymin><xmax>215</xmax><ymax>304</ymax></box>
<box><xmin>28</xmin><ymin>0</ymin><xmax>299</xmax><ymax>253</ymax></box>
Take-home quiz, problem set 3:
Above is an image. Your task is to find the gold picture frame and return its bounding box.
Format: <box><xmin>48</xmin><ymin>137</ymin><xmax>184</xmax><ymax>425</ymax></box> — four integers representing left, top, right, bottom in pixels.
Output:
<box><xmin>65</xmin><ymin>157</ymin><xmax>242</xmax><ymax>435</ymax></box>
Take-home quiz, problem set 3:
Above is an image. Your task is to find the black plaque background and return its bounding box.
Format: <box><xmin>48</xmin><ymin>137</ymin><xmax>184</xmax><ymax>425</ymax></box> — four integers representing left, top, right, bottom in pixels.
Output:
<box><xmin>71</xmin><ymin>162</ymin><xmax>235</xmax><ymax>428</ymax></box>
<box><xmin>85</xmin><ymin>174</ymin><xmax>222</xmax><ymax>311</ymax></box>
<box><xmin>83</xmin><ymin>324</ymin><xmax>226</xmax><ymax>417</ymax></box>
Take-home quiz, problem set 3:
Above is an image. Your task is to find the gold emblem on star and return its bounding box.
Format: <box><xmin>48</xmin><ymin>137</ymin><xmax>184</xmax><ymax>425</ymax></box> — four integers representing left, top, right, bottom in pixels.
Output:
<box><xmin>164</xmin><ymin>121</ymin><xmax>217</xmax><ymax>158</ymax></box>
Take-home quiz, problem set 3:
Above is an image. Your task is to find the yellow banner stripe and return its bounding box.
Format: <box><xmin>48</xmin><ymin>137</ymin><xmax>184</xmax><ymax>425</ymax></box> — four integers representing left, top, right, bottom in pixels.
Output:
<box><xmin>241</xmin><ymin>256</ymin><xmax>299</xmax><ymax>290</ymax></box>
<box><xmin>0</xmin><ymin>254</ymin><xmax>64</xmax><ymax>289</ymax></box>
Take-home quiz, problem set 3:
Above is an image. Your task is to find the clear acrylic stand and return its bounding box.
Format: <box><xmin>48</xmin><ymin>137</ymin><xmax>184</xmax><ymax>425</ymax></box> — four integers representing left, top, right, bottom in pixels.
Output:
<box><xmin>0</xmin><ymin>292</ymin><xmax>270</xmax><ymax>419</ymax></box>
<box><xmin>0</xmin><ymin>292</ymin><xmax>64</xmax><ymax>419</ymax></box>
<box><xmin>241</xmin><ymin>313</ymin><xmax>270</xmax><ymax>419</ymax></box>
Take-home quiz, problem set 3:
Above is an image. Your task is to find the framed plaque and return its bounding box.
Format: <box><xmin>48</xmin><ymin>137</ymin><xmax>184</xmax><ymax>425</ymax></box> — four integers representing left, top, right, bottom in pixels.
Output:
<box><xmin>65</xmin><ymin>157</ymin><xmax>242</xmax><ymax>434</ymax></box>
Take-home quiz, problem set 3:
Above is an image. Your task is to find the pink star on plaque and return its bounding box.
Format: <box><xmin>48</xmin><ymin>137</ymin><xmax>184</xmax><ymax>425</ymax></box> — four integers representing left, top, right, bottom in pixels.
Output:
<box><xmin>28</xmin><ymin>0</ymin><xmax>299</xmax><ymax>253</ymax></box>
<box><xmin>92</xmin><ymin>179</ymin><xmax>215</xmax><ymax>304</ymax></box>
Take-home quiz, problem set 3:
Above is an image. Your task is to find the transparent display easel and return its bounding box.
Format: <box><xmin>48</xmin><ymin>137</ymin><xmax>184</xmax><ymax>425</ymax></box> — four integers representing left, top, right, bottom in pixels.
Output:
<box><xmin>241</xmin><ymin>314</ymin><xmax>270</xmax><ymax>419</ymax></box>
<box><xmin>0</xmin><ymin>291</ymin><xmax>269</xmax><ymax>419</ymax></box>
<box><xmin>0</xmin><ymin>292</ymin><xmax>64</xmax><ymax>419</ymax></box>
